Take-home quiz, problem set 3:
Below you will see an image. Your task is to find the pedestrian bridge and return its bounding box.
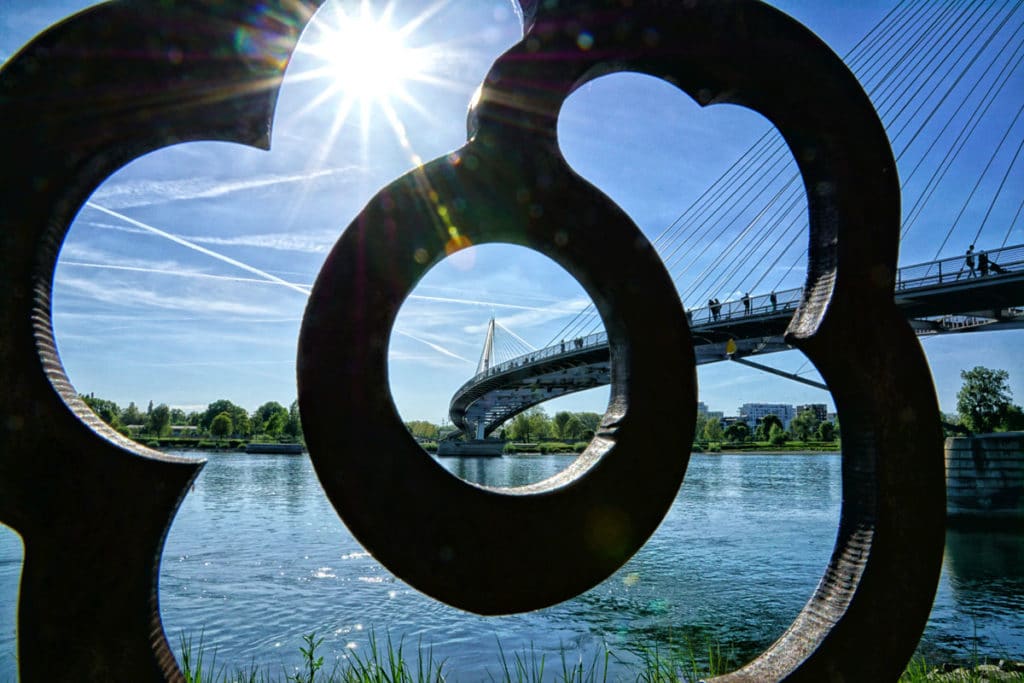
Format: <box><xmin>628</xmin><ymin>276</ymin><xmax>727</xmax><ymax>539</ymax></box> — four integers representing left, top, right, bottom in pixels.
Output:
<box><xmin>449</xmin><ymin>244</ymin><xmax>1024</xmax><ymax>438</ymax></box>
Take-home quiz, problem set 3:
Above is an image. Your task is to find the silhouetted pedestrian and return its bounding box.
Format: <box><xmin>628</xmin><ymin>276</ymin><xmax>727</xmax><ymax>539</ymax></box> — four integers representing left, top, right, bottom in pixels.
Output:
<box><xmin>770</xmin><ymin>291</ymin><xmax>777</xmax><ymax>311</ymax></box>
<box><xmin>742</xmin><ymin>292</ymin><xmax>751</xmax><ymax>315</ymax></box>
<box><xmin>965</xmin><ymin>245</ymin><xmax>976</xmax><ymax>277</ymax></box>
<box><xmin>979</xmin><ymin>250</ymin><xmax>989</xmax><ymax>276</ymax></box>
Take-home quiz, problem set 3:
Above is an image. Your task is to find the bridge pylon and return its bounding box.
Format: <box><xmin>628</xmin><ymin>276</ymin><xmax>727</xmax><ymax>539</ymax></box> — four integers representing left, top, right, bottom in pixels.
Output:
<box><xmin>476</xmin><ymin>317</ymin><xmax>495</xmax><ymax>375</ymax></box>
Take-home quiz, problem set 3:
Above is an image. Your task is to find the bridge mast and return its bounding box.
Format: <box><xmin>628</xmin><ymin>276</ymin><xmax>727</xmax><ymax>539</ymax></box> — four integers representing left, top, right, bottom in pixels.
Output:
<box><xmin>476</xmin><ymin>317</ymin><xmax>496</xmax><ymax>376</ymax></box>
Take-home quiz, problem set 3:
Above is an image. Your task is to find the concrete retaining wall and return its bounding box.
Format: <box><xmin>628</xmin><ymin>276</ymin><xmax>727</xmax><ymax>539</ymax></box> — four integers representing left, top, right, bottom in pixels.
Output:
<box><xmin>945</xmin><ymin>432</ymin><xmax>1024</xmax><ymax>520</ymax></box>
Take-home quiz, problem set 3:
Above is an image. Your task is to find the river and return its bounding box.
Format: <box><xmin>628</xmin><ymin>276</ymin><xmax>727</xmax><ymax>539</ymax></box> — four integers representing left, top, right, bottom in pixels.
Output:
<box><xmin>0</xmin><ymin>451</ymin><xmax>1021</xmax><ymax>680</ymax></box>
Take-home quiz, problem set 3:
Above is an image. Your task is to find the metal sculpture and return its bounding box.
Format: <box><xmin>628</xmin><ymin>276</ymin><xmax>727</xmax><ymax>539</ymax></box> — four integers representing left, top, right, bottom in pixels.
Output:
<box><xmin>0</xmin><ymin>0</ymin><xmax>944</xmax><ymax>680</ymax></box>
<box><xmin>0</xmin><ymin>1</ymin><xmax>324</xmax><ymax>679</ymax></box>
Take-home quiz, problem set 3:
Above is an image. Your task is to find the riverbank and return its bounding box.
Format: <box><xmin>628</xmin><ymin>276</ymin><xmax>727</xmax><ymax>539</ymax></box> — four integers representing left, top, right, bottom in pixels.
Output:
<box><xmin>136</xmin><ymin>437</ymin><xmax>306</xmax><ymax>453</ymax></box>
<box><xmin>490</xmin><ymin>442</ymin><xmax>841</xmax><ymax>455</ymax></box>
<box><xmin>176</xmin><ymin>629</ymin><xmax>1023</xmax><ymax>682</ymax></box>
<box><xmin>695</xmin><ymin>440</ymin><xmax>840</xmax><ymax>454</ymax></box>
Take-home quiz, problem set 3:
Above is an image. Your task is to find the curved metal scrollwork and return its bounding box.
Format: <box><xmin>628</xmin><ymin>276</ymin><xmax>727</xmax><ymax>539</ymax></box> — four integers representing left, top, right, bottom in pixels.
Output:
<box><xmin>0</xmin><ymin>1</ymin><xmax>324</xmax><ymax>679</ymax></box>
<box><xmin>1</xmin><ymin>0</ymin><xmax>944</xmax><ymax>680</ymax></box>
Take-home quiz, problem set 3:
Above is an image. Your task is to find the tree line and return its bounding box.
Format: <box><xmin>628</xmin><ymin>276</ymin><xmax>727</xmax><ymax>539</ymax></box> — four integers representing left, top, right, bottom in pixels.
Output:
<box><xmin>79</xmin><ymin>365</ymin><xmax>1019</xmax><ymax>449</ymax></box>
<box><xmin>404</xmin><ymin>408</ymin><xmax>603</xmax><ymax>444</ymax></box>
<box><xmin>79</xmin><ymin>394</ymin><xmax>303</xmax><ymax>441</ymax></box>
<box><xmin>696</xmin><ymin>411</ymin><xmax>838</xmax><ymax>447</ymax></box>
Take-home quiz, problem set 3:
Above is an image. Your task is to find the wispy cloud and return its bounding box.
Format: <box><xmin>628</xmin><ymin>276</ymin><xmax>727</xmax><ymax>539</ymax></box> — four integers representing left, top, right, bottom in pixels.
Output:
<box><xmin>406</xmin><ymin>293</ymin><xmax>585</xmax><ymax>313</ymax></box>
<box><xmin>85</xmin><ymin>203</ymin><xmax>312</xmax><ymax>295</ymax></box>
<box><xmin>61</xmin><ymin>260</ymin><xmax>315</xmax><ymax>289</ymax></box>
<box><xmin>462</xmin><ymin>296</ymin><xmax>592</xmax><ymax>335</ymax></box>
<box><xmin>90</xmin><ymin>166</ymin><xmax>361</xmax><ymax>209</ymax></box>
<box><xmin>181</xmin><ymin>231</ymin><xmax>337</xmax><ymax>254</ymax></box>
<box><xmin>56</xmin><ymin>274</ymin><xmax>282</xmax><ymax>318</ymax></box>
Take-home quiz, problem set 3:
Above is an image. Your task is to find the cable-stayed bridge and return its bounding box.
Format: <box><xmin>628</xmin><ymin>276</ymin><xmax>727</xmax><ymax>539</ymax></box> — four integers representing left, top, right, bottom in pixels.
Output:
<box><xmin>450</xmin><ymin>247</ymin><xmax>1024</xmax><ymax>438</ymax></box>
<box><xmin>446</xmin><ymin>1</ymin><xmax>1024</xmax><ymax>439</ymax></box>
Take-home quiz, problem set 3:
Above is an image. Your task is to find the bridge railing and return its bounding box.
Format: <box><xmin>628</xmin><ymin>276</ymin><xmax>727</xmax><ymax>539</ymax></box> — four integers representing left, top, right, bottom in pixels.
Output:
<box><xmin>463</xmin><ymin>243</ymin><xmax>1024</xmax><ymax>391</ymax></box>
<box><xmin>896</xmin><ymin>243</ymin><xmax>1024</xmax><ymax>291</ymax></box>
<box><xmin>465</xmin><ymin>330</ymin><xmax>609</xmax><ymax>386</ymax></box>
<box><xmin>687</xmin><ymin>286</ymin><xmax>803</xmax><ymax>326</ymax></box>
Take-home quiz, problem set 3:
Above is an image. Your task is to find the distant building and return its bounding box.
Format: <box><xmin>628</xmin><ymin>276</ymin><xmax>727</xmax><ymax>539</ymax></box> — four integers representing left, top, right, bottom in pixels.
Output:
<box><xmin>795</xmin><ymin>404</ymin><xmax>828</xmax><ymax>422</ymax></box>
<box><xmin>739</xmin><ymin>403</ymin><xmax>795</xmax><ymax>429</ymax></box>
<box><xmin>697</xmin><ymin>402</ymin><xmax>724</xmax><ymax>423</ymax></box>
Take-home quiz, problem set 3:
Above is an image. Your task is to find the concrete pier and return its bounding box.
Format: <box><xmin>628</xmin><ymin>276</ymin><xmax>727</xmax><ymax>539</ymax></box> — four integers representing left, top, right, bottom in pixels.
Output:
<box><xmin>945</xmin><ymin>433</ymin><xmax>1024</xmax><ymax>521</ymax></box>
<box><xmin>436</xmin><ymin>439</ymin><xmax>505</xmax><ymax>457</ymax></box>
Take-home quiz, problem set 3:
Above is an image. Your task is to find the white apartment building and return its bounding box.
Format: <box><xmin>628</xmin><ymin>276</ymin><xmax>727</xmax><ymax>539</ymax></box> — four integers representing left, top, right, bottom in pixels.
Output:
<box><xmin>739</xmin><ymin>403</ymin><xmax>796</xmax><ymax>429</ymax></box>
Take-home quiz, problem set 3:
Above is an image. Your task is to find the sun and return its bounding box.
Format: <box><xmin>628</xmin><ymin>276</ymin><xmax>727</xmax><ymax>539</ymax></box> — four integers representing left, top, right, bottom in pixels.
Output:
<box><xmin>302</xmin><ymin>2</ymin><xmax>427</xmax><ymax>106</ymax></box>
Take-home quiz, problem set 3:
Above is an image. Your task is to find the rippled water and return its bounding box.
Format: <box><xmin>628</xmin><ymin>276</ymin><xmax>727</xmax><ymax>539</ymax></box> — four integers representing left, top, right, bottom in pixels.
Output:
<box><xmin>0</xmin><ymin>452</ymin><xmax>1020</xmax><ymax>679</ymax></box>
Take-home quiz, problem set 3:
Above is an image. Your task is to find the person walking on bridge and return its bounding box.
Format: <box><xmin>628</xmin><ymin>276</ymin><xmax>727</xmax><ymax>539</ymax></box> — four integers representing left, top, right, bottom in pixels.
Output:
<box><xmin>742</xmin><ymin>292</ymin><xmax>751</xmax><ymax>315</ymax></box>
<box><xmin>979</xmin><ymin>250</ymin><xmax>989</xmax><ymax>276</ymax></box>
<box><xmin>965</xmin><ymin>244</ymin><xmax>976</xmax><ymax>277</ymax></box>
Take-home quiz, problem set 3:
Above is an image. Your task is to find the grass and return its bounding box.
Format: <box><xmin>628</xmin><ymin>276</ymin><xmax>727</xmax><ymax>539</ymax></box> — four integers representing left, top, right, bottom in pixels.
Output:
<box><xmin>899</xmin><ymin>655</ymin><xmax>1024</xmax><ymax>682</ymax></box>
<box><xmin>178</xmin><ymin>630</ymin><xmax>1020</xmax><ymax>682</ymax></box>
<box><xmin>176</xmin><ymin>630</ymin><xmax>734</xmax><ymax>683</ymax></box>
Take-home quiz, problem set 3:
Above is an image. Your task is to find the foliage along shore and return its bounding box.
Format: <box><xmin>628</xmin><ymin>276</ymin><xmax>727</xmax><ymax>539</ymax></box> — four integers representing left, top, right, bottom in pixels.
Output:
<box><xmin>177</xmin><ymin>629</ymin><xmax>1024</xmax><ymax>683</ymax></box>
<box><xmin>77</xmin><ymin>364</ymin><xmax>1020</xmax><ymax>457</ymax></box>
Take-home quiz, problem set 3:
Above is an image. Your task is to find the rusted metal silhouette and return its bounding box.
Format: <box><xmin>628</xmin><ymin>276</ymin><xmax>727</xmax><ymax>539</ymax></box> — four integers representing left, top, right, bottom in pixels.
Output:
<box><xmin>1</xmin><ymin>0</ymin><xmax>944</xmax><ymax>680</ymax></box>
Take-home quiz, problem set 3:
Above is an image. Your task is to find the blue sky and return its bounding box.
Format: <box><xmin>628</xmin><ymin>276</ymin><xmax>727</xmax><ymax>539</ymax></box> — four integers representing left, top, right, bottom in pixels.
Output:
<box><xmin>2</xmin><ymin>0</ymin><xmax>1021</xmax><ymax>423</ymax></box>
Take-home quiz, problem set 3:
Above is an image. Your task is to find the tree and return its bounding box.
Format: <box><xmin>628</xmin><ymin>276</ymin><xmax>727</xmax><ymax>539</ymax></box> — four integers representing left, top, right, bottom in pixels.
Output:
<box><xmin>816</xmin><ymin>421</ymin><xmax>836</xmax><ymax>442</ymax></box>
<box><xmin>169</xmin><ymin>408</ymin><xmax>188</xmax><ymax>425</ymax></box>
<box><xmin>507</xmin><ymin>407</ymin><xmax>551</xmax><ymax>442</ymax></box>
<box><xmin>528</xmin><ymin>407</ymin><xmax>551</xmax><ymax>440</ymax></box>
<box><xmin>723</xmin><ymin>422</ymin><xmax>750</xmax><ymax>443</ymax></box>
<box><xmin>957</xmin><ymin>366</ymin><xmax>1013</xmax><ymax>433</ymax></box>
<box><xmin>703</xmin><ymin>418</ymin><xmax>724</xmax><ymax>442</ymax></box>
<box><xmin>508</xmin><ymin>412</ymin><xmax>532</xmax><ymax>442</ymax></box>
<box><xmin>1003</xmin><ymin>404</ymin><xmax>1024</xmax><ymax>431</ymax></box>
<box><xmin>234</xmin><ymin>410</ymin><xmax>252</xmax><ymax>438</ymax></box>
<box><xmin>769</xmin><ymin>423</ymin><xmax>788</xmax><ymax>446</ymax></box>
<box><xmin>210</xmin><ymin>412</ymin><xmax>233</xmax><ymax>439</ymax></box>
<box><xmin>253</xmin><ymin>401</ymin><xmax>288</xmax><ymax>435</ymax></box>
<box><xmin>553</xmin><ymin>411</ymin><xmax>573</xmax><ymax>440</ymax></box>
<box><xmin>284</xmin><ymin>400</ymin><xmax>303</xmax><ymax>439</ymax></box>
<box><xmin>790</xmin><ymin>409</ymin><xmax>820</xmax><ymax>442</ymax></box>
<box><xmin>201</xmin><ymin>400</ymin><xmax>250</xmax><ymax>437</ymax></box>
<box><xmin>146</xmin><ymin>403</ymin><xmax>171</xmax><ymax>437</ymax></box>
<box><xmin>755</xmin><ymin>414</ymin><xmax>783</xmax><ymax>441</ymax></box>
<box><xmin>562</xmin><ymin>415</ymin><xmax>585</xmax><ymax>440</ymax></box>
<box><xmin>122</xmin><ymin>401</ymin><xmax>143</xmax><ymax>427</ymax></box>
<box><xmin>80</xmin><ymin>394</ymin><xmax>122</xmax><ymax>429</ymax></box>
<box><xmin>405</xmin><ymin>420</ymin><xmax>439</xmax><ymax>441</ymax></box>
<box><xmin>576</xmin><ymin>412</ymin><xmax>602</xmax><ymax>437</ymax></box>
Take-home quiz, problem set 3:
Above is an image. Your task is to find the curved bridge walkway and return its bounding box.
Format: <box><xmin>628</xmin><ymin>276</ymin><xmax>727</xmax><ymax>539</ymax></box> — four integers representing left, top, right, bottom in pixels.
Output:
<box><xmin>449</xmin><ymin>244</ymin><xmax>1024</xmax><ymax>439</ymax></box>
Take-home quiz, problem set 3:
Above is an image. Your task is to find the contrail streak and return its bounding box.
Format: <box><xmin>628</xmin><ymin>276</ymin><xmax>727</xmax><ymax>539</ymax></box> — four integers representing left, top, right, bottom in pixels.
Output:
<box><xmin>61</xmin><ymin>260</ymin><xmax>315</xmax><ymax>290</ymax></box>
<box><xmin>63</xmin><ymin>256</ymin><xmax>582</xmax><ymax>315</ymax></box>
<box><xmin>85</xmin><ymin>202</ymin><xmax>312</xmax><ymax>295</ymax></box>
<box><xmin>395</xmin><ymin>330</ymin><xmax>473</xmax><ymax>365</ymax></box>
<box><xmin>407</xmin><ymin>293</ymin><xmax>582</xmax><ymax>313</ymax></box>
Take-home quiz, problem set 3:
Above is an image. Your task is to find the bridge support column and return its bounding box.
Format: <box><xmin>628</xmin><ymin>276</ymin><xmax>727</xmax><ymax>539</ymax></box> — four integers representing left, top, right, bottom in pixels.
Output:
<box><xmin>946</xmin><ymin>433</ymin><xmax>1024</xmax><ymax>521</ymax></box>
<box><xmin>475</xmin><ymin>422</ymin><xmax>485</xmax><ymax>440</ymax></box>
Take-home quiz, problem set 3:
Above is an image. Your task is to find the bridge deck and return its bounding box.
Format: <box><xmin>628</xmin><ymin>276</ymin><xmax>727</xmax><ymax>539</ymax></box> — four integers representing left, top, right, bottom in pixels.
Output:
<box><xmin>449</xmin><ymin>244</ymin><xmax>1024</xmax><ymax>437</ymax></box>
